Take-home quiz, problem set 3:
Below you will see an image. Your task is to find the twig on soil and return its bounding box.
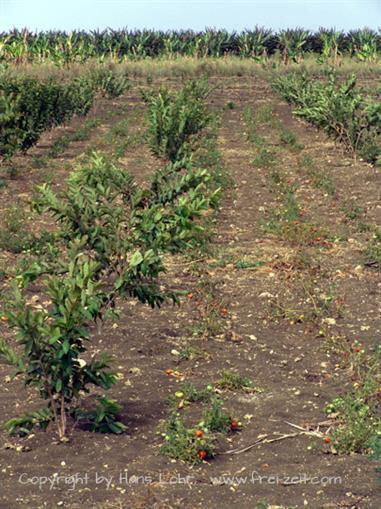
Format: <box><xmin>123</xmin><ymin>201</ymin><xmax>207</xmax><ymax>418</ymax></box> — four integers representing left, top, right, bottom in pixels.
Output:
<box><xmin>284</xmin><ymin>420</ymin><xmax>329</xmax><ymax>436</ymax></box>
<box><xmin>220</xmin><ymin>435</ymin><xmax>269</xmax><ymax>455</ymax></box>
<box><xmin>221</xmin><ymin>430</ymin><xmax>321</xmax><ymax>455</ymax></box>
<box><xmin>222</xmin><ymin>420</ymin><xmax>332</xmax><ymax>456</ymax></box>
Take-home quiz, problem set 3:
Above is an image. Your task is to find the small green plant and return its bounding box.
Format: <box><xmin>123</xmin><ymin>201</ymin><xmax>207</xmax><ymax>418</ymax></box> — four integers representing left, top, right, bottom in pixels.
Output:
<box><xmin>0</xmin><ymin>205</ymin><xmax>34</xmax><ymax>253</ymax></box>
<box><xmin>325</xmin><ymin>345</ymin><xmax>381</xmax><ymax>453</ymax></box>
<box><xmin>225</xmin><ymin>100</ymin><xmax>235</xmax><ymax>110</ymax></box>
<box><xmin>255</xmin><ymin>103</ymin><xmax>275</xmax><ymax>124</ymax></box>
<box><xmin>325</xmin><ymin>392</ymin><xmax>381</xmax><ymax>453</ymax></box>
<box><xmin>369</xmin><ymin>435</ymin><xmax>381</xmax><ymax>484</ymax></box>
<box><xmin>341</xmin><ymin>199</ymin><xmax>362</xmax><ymax>221</ymax></box>
<box><xmin>217</xmin><ymin>369</ymin><xmax>254</xmax><ymax>391</ymax></box>
<box><xmin>4</xmin><ymin>408</ymin><xmax>52</xmax><ymax>437</ymax></box>
<box><xmin>160</xmin><ymin>412</ymin><xmax>215</xmax><ymax>464</ymax></box>
<box><xmin>314</xmin><ymin>172</ymin><xmax>335</xmax><ymax>195</ymax></box>
<box><xmin>235</xmin><ymin>258</ymin><xmax>266</xmax><ymax>270</ymax></box>
<box><xmin>167</xmin><ymin>382</ymin><xmax>213</xmax><ymax>409</ymax></box>
<box><xmin>105</xmin><ymin>119</ymin><xmax>129</xmax><ymax>142</ymax></box>
<box><xmin>162</xmin><ymin>381</ymin><xmax>240</xmax><ymax>463</ymax></box>
<box><xmin>72</xmin><ymin>396</ymin><xmax>126</xmax><ymax>434</ymax></box>
<box><xmin>253</xmin><ymin>502</ymin><xmax>297</xmax><ymax>509</ymax></box>
<box><xmin>252</xmin><ymin>147</ymin><xmax>276</xmax><ymax>167</ymax></box>
<box><xmin>93</xmin><ymin>68</ymin><xmax>129</xmax><ymax>98</ymax></box>
<box><xmin>365</xmin><ymin>229</ymin><xmax>381</xmax><ymax>268</ymax></box>
<box><xmin>243</xmin><ymin>106</ymin><xmax>266</xmax><ymax>146</ymax></box>
<box><xmin>190</xmin><ymin>275</ymin><xmax>227</xmax><ymax>337</ymax></box>
<box><xmin>48</xmin><ymin>135</ymin><xmax>71</xmax><ymax>158</ymax></box>
<box><xmin>202</xmin><ymin>396</ymin><xmax>232</xmax><ymax>433</ymax></box>
<box><xmin>279</xmin><ymin>128</ymin><xmax>304</xmax><ymax>151</ymax></box>
<box><xmin>178</xmin><ymin>346</ymin><xmax>204</xmax><ymax>361</ymax></box>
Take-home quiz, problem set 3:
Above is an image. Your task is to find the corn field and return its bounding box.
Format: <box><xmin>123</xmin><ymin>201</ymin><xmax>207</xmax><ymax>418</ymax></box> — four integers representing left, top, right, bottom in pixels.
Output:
<box><xmin>0</xmin><ymin>27</ymin><xmax>380</xmax><ymax>64</ymax></box>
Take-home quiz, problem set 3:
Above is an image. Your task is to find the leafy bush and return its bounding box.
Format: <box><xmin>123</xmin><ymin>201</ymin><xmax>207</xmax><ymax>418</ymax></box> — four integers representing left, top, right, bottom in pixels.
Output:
<box><xmin>34</xmin><ymin>153</ymin><xmax>135</xmax><ymax>266</ymax></box>
<box><xmin>142</xmin><ymin>79</ymin><xmax>211</xmax><ymax>161</ymax></box>
<box><xmin>92</xmin><ymin>68</ymin><xmax>130</xmax><ymax>98</ymax></box>
<box><xmin>0</xmin><ymin>68</ymin><xmax>128</xmax><ymax>162</ymax></box>
<box><xmin>0</xmin><ymin>74</ymin><xmax>96</xmax><ymax>160</ymax></box>
<box><xmin>272</xmin><ymin>71</ymin><xmax>381</xmax><ymax>163</ymax></box>
<box><xmin>33</xmin><ymin>153</ymin><xmax>192</xmax><ymax>307</ymax></box>
<box><xmin>3</xmin><ymin>254</ymin><xmax>117</xmax><ymax>440</ymax></box>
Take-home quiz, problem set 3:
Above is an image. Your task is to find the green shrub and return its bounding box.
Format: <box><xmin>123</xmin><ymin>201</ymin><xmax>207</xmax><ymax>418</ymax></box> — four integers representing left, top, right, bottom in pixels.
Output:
<box><xmin>273</xmin><ymin>72</ymin><xmax>381</xmax><ymax>163</ymax></box>
<box><xmin>0</xmin><ymin>74</ymin><xmax>96</xmax><ymax>161</ymax></box>
<box><xmin>92</xmin><ymin>68</ymin><xmax>130</xmax><ymax>98</ymax></box>
<box><xmin>142</xmin><ymin>79</ymin><xmax>211</xmax><ymax>161</ymax></box>
<box><xmin>2</xmin><ymin>254</ymin><xmax>117</xmax><ymax>440</ymax></box>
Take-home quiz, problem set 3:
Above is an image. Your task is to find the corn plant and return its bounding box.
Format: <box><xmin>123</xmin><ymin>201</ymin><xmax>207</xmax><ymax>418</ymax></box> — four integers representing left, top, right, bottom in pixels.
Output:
<box><xmin>317</xmin><ymin>28</ymin><xmax>343</xmax><ymax>65</ymax></box>
<box><xmin>279</xmin><ymin>28</ymin><xmax>310</xmax><ymax>64</ymax></box>
<box><xmin>0</xmin><ymin>28</ymin><xmax>379</xmax><ymax>62</ymax></box>
<box><xmin>238</xmin><ymin>27</ymin><xmax>273</xmax><ymax>61</ymax></box>
<box><xmin>348</xmin><ymin>29</ymin><xmax>379</xmax><ymax>63</ymax></box>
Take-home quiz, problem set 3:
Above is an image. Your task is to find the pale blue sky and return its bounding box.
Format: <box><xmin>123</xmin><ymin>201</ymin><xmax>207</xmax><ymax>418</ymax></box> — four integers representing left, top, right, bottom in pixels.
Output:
<box><xmin>0</xmin><ymin>0</ymin><xmax>380</xmax><ymax>32</ymax></box>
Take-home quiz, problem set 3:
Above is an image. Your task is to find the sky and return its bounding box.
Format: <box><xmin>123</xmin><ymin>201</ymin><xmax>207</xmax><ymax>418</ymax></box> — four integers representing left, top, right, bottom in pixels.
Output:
<box><xmin>0</xmin><ymin>0</ymin><xmax>380</xmax><ymax>32</ymax></box>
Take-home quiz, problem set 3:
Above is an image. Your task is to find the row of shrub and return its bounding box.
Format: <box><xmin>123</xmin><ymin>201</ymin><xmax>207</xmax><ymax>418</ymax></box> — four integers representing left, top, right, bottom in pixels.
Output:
<box><xmin>272</xmin><ymin>71</ymin><xmax>381</xmax><ymax>164</ymax></box>
<box><xmin>0</xmin><ymin>68</ymin><xmax>129</xmax><ymax>161</ymax></box>
<box><xmin>0</xmin><ymin>78</ymin><xmax>223</xmax><ymax>441</ymax></box>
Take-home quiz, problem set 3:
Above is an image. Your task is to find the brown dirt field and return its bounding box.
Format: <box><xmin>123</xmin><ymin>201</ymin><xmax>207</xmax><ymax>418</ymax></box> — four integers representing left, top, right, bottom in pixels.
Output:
<box><xmin>0</xmin><ymin>75</ymin><xmax>380</xmax><ymax>509</ymax></box>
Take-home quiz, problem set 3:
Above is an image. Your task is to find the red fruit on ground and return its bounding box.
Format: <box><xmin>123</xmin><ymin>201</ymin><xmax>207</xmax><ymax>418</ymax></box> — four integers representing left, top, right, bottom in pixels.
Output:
<box><xmin>198</xmin><ymin>450</ymin><xmax>207</xmax><ymax>460</ymax></box>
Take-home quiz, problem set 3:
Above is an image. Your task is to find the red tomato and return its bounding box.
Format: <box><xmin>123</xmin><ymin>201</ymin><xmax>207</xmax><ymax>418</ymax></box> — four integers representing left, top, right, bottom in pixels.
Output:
<box><xmin>231</xmin><ymin>420</ymin><xmax>239</xmax><ymax>431</ymax></box>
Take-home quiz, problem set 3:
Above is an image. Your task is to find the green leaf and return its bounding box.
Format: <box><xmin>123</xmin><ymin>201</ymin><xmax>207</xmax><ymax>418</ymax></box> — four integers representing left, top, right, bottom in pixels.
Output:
<box><xmin>130</xmin><ymin>251</ymin><xmax>143</xmax><ymax>267</ymax></box>
<box><xmin>62</xmin><ymin>340</ymin><xmax>70</xmax><ymax>354</ymax></box>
